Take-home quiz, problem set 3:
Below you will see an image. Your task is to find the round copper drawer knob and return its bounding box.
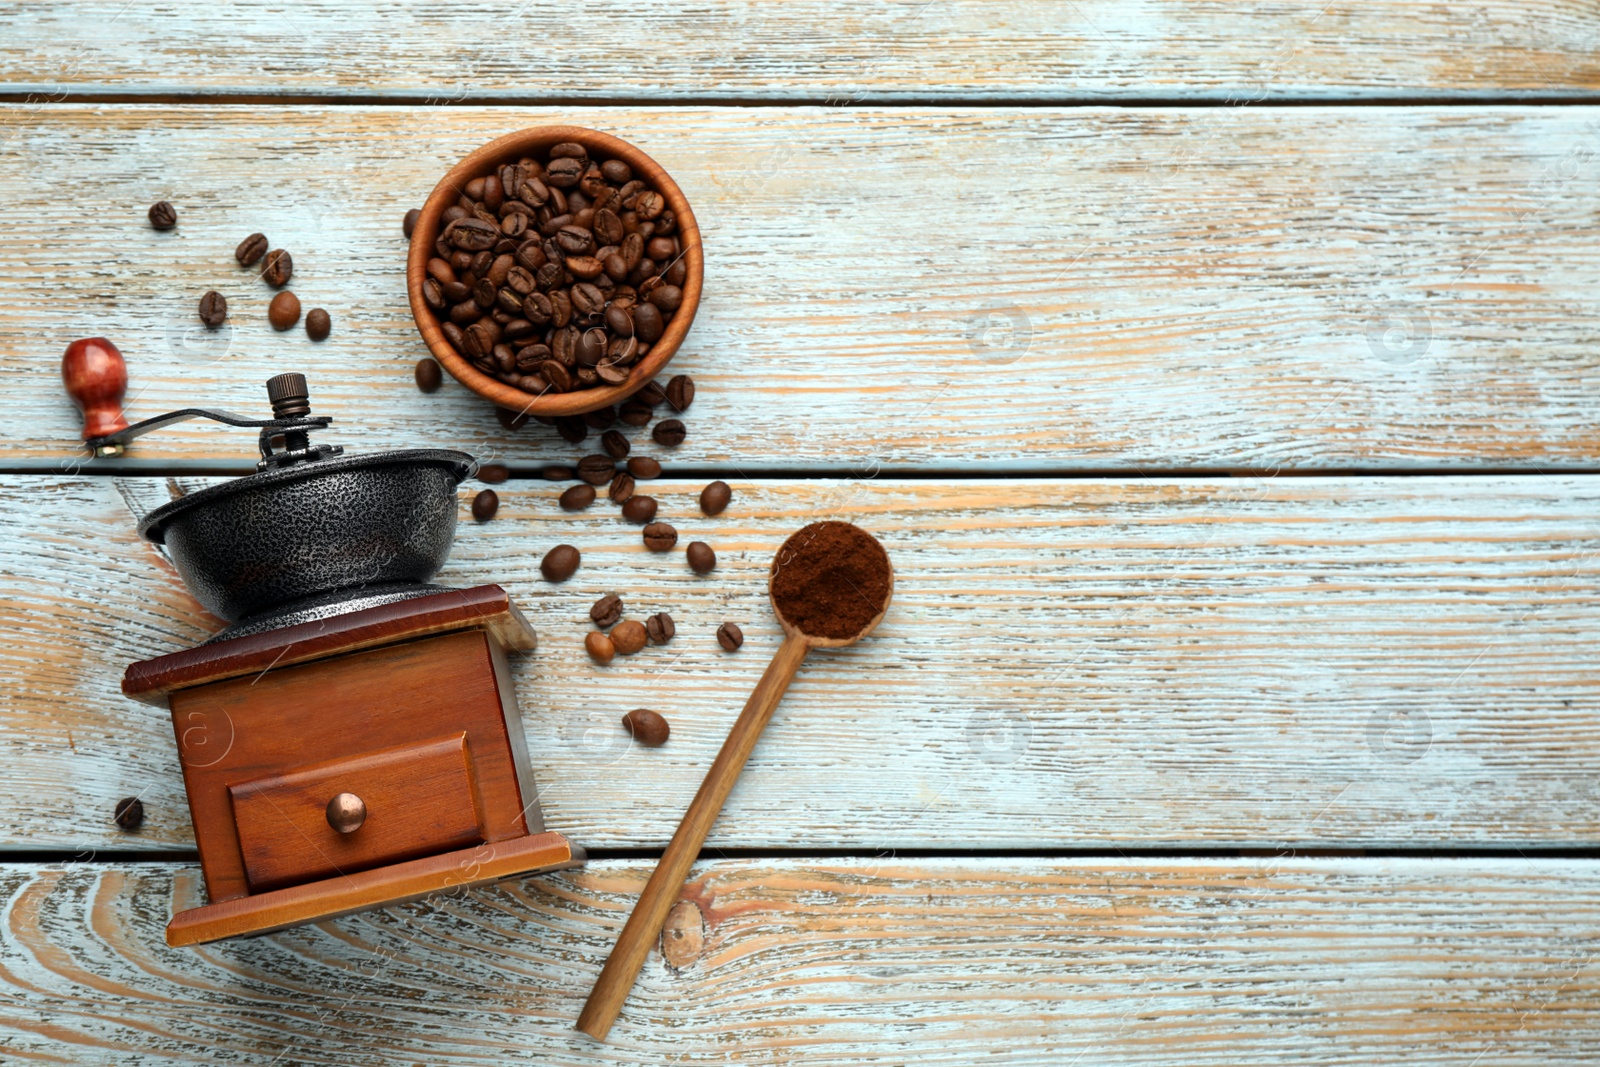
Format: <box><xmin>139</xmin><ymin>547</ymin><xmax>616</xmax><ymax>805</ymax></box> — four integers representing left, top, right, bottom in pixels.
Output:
<box><xmin>326</xmin><ymin>792</ymin><xmax>367</xmax><ymax>833</ymax></box>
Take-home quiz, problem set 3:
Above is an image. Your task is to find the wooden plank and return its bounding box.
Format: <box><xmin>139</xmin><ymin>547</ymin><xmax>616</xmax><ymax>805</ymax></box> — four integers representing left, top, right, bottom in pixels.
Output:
<box><xmin>4</xmin><ymin>105</ymin><xmax>1600</xmax><ymax>471</ymax></box>
<box><xmin>4</xmin><ymin>474</ymin><xmax>1598</xmax><ymax>852</ymax></box>
<box><xmin>0</xmin><ymin>857</ymin><xmax>1597</xmax><ymax>1063</ymax></box>
<box><xmin>1</xmin><ymin>2</ymin><xmax>1597</xmax><ymax>100</ymax></box>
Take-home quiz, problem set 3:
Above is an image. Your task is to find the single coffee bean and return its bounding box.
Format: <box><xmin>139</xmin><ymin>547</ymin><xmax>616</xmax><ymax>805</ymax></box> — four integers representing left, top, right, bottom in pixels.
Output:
<box><xmin>619</xmin><ymin>399</ymin><xmax>652</xmax><ymax>426</ymax></box>
<box><xmin>198</xmin><ymin>290</ymin><xmax>227</xmax><ymax>329</ymax></box>
<box><xmin>591</xmin><ymin>594</ymin><xmax>624</xmax><ymax>628</ymax></box>
<box><xmin>114</xmin><ymin>796</ymin><xmax>145</xmax><ymax>830</ymax></box>
<box><xmin>305</xmin><ymin>307</ymin><xmax>331</xmax><ymax>341</ymax></box>
<box><xmin>638</xmin><ymin>379</ymin><xmax>667</xmax><ymax>406</ymax></box>
<box><xmin>646</xmin><ymin>612</ymin><xmax>675</xmax><ymax>645</ymax></box>
<box><xmin>666</xmin><ymin>374</ymin><xmax>695</xmax><ymax>412</ymax></box>
<box><xmin>648</xmin><ymin>284</ymin><xmax>684</xmax><ymax>313</ymax></box>
<box><xmin>608</xmin><ymin>471</ymin><xmax>635</xmax><ymax>503</ymax></box>
<box><xmin>543</xmin><ymin>464</ymin><xmax>574</xmax><ymax>480</ymax></box>
<box><xmin>478</xmin><ymin>462</ymin><xmax>510</xmax><ymax>483</ymax></box>
<box><xmin>717</xmin><ymin>622</ymin><xmax>744</xmax><ymax>651</ymax></box>
<box><xmin>646</xmin><ymin>236</ymin><xmax>676</xmax><ymax>262</ymax></box>
<box><xmin>148</xmin><ymin>201</ymin><xmax>177</xmax><ymax>230</ymax></box>
<box><xmin>601</xmin><ymin>159</ymin><xmax>633</xmax><ymax>184</ymax></box>
<box><xmin>541</xmin><ymin>544</ymin><xmax>581</xmax><ymax>581</ymax></box>
<box><xmin>686</xmin><ymin>541</ymin><xmax>716</xmax><ymax>574</ymax></box>
<box><xmin>628</xmin><ymin>456</ymin><xmax>662</xmax><ymax>479</ymax></box>
<box><xmin>556</xmin><ymin>416</ymin><xmax>588</xmax><ymax>444</ymax></box>
<box><xmin>403</xmin><ymin>208</ymin><xmax>420</xmax><ymax>237</ymax></box>
<box><xmin>611</xmin><ymin>619</ymin><xmax>648</xmax><ymax>655</ymax></box>
<box><xmin>584</xmin><ymin>405</ymin><xmax>617</xmax><ymax>430</ymax></box>
<box><xmin>471</xmin><ymin>489</ymin><xmax>499</xmax><ymax>521</ymax></box>
<box><xmin>262</xmin><ymin>248</ymin><xmax>293</xmax><ymax>287</ymax></box>
<box><xmin>700</xmin><ymin>480</ymin><xmax>732</xmax><ymax>516</ymax></box>
<box><xmin>545</xmin><ymin>156</ymin><xmax>585</xmax><ymax>187</ymax></box>
<box><xmin>560</xmin><ymin>483</ymin><xmax>597</xmax><ymax>511</ymax></box>
<box><xmin>632</xmin><ymin>302</ymin><xmax>665</xmax><ymax>344</ymax></box>
<box><xmin>415</xmin><ymin>357</ymin><xmax>443</xmax><ymax>392</ymax></box>
<box><xmin>601</xmin><ymin>429</ymin><xmax>630</xmax><ymax>459</ymax></box>
<box><xmin>497</xmin><ymin>406</ymin><xmax>530</xmax><ymax>430</ymax></box>
<box><xmin>235</xmin><ymin>232</ymin><xmax>268</xmax><ymax>266</ymax></box>
<box><xmin>621</xmin><ymin>494</ymin><xmax>657</xmax><ymax>524</ymax></box>
<box><xmin>577</xmin><ymin>454</ymin><xmax>615</xmax><ymax>485</ymax></box>
<box><xmin>585</xmin><ymin>631</ymin><xmax>616</xmax><ymax>664</ymax></box>
<box><xmin>653</xmin><ymin>419</ymin><xmax>686</xmax><ymax>446</ymax></box>
<box><xmin>446</xmin><ymin>217</ymin><xmax>500</xmax><ymax>251</ymax></box>
<box><xmin>622</xmin><ymin>708</ymin><xmax>670</xmax><ymax>746</ymax></box>
<box><xmin>642</xmin><ymin>521</ymin><xmax>678</xmax><ymax>552</ymax></box>
<box><xmin>268</xmin><ymin>290</ymin><xmax>301</xmax><ymax>330</ymax></box>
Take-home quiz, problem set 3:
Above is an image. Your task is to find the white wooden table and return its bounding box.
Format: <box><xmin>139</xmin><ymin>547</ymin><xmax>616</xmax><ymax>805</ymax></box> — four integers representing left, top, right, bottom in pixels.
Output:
<box><xmin>1</xmin><ymin>4</ymin><xmax>1598</xmax><ymax>1063</ymax></box>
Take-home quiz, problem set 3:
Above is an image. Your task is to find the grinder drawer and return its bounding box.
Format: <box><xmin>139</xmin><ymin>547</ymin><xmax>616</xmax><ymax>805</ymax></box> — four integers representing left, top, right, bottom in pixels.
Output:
<box><xmin>228</xmin><ymin>733</ymin><xmax>486</xmax><ymax>893</ymax></box>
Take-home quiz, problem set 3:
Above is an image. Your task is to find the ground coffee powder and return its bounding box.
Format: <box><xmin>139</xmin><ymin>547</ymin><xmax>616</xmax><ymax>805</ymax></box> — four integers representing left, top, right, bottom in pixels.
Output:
<box><xmin>769</xmin><ymin>521</ymin><xmax>891</xmax><ymax>640</ymax></box>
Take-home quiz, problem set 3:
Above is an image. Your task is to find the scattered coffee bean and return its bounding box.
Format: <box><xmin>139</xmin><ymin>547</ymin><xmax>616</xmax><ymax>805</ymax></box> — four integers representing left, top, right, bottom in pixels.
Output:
<box><xmin>686</xmin><ymin>541</ymin><xmax>716</xmax><ymax>574</ymax></box>
<box><xmin>700</xmin><ymin>480</ymin><xmax>732</xmax><ymax>516</ymax></box>
<box><xmin>612</xmin><ymin>619</ymin><xmax>648</xmax><ymax>655</ymax></box>
<box><xmin>557</xmin><ymin>416</ymin><xmax>589</xmax><ymax>444</ymax></box>
<box><xmin>403</xmin><ymin>208</ymin><xmax>420</xmax><ymax>238</ymax></box>
<box><xmin>478</xmin><ymin>463</ymin><xmax>510</xmax><ymax>483</ymax></box>
<box><xmin>608</xmin><ymin>471</ymin><xmax>636</xmax><ymax>503</ymax></box>
<box><xmin>638</xmin><ymin>380</ymin><xmax>668</xmax><ymax>406</ymax></box>
<box><xmin>577</xmin><ymin>454</ymin><xmax>615</xmax><ymax>485</ymax></box>
<box><xmin>716</xmin><ymin>622</ymin><xmax>744</xmax><ymax>651</ymax></box>
<box><xmin>235</xmin><ymin>232</ymin><xmax>268</xmax><ymax>266</ymax></box>
<box><xmin>627</xmin><ymin>456</ymin><xmax>662</xmax><ymax>479</ymax></box>
<box><xmin>198</xmin><ymin>290</ymin><xmax>227</xmax><ymax>329</ymax></box>
<box><xmin>541</xmin><ymin>544</ymin><xmax>581</xmax><ymax>581</ymax></box>
<box><xmin>591</xmin><ymin>594</ymin><xmax>624</xmax><ymax>628</ymax></box>
<box><xmin>653</xmin><ymin>419</ymin><xmax>686</xmax><ymax>446</ymax></box>
<box><xmin>262</xmin><ymin>248</ymin><xmax>293</xmax><ymax>287</ymax></box>
<box><xmin>601</xmin><ymin>429</ymin><xmax>630</xmax><ymax>459</ymax></box>
<box><xmin>643</xmin><ymin>521</ymin><xmax>678</xmax><ymax>552</ymax></box>
<box><xmin>646</xmin><ymin>612</ymin><xmax>675</xmax><ymax>644</ymax></box>
<box><xmin>622</xmin><ymin>708</ymin><xmax>670</xmax><ymax>746</ymax></box>
<box><xmin>619</xmin><ymin>399</ymin><xmax>653</xmax><ymax>426</ymax></box>
<box><xmin>114</xmin><ymin>796</ymin><xmax>144</xmax><ymax>830</ymax></box>
<box><xmin>621</xmin><ymin>495</ymin><xmax>658</xmax><ymax>524</ymax></box>
<box><xmin>665</xmin><ymin>374</ymin><xmax>695</xmax><ymax>412</ymax></box>
<box><xmin>497</xmin><ymin>406</ymin><xmax>530</xmax><ymax>430</ymax></box>
<box><xmin>585</xmin><ymin>631</ymin><xmax>615</xmax><ymax>664</ymax></box>
<box><xmin>560</xmin><ymin>483</ymin><xmax>597</xmax><ymax>511</ymax></box>
<box><xmin>147</xmin><ymin>201</ymin><xmax>176</xmax><ymax>230</ymax></box>
<box><xmin>472</xmin><ymin>489</ymin><xmax>499</xmax><ymax>521</ymax></box>
<box><xmin>268</xmin><ymin>291</ymin><xmax>301</xmax><ymax>330</ymax></box>
<box><xmin>416</xmin><ymin>142</ymin><xmax>688</xmax><ymax>398</ymax></box>
<box><xmin>416</xmin><ymin>357</ymin><xmax>443</xmax><ymax>392</ymax></box>
<box><xmin>543</xmin><ymin>464</ymin><xmax>575</xmax><ymax>480</ymax></box>
<box><xmin>305</xmin><ymin>307</ymin><xmax>331</xmax><ymax>341</ymax></box>
<box><xmin>584</xmin><ymin>406</ymin><xmax>617</xmax><ymax>431</ymax></box>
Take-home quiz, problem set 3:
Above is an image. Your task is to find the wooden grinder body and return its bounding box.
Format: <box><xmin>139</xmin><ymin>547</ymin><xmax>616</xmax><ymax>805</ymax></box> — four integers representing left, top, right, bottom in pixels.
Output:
<box><xmin>123</xmin><ymin>585</ymin><xmax>580</xmax><ymax>946</ymax></box>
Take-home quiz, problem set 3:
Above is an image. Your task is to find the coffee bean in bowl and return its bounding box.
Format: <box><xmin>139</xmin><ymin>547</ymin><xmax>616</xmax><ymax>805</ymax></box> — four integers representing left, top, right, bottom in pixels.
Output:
<box><xmin>406</xmin><ymin>126</ymin><xmax>702</xmax><ymax>418</ymax></box>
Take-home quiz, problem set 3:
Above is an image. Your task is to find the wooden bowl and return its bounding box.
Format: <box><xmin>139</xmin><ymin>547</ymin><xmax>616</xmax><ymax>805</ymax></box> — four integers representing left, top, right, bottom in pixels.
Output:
<box><xmin>407</xmin><ymin>126</ymin><xmax>703</xmax><ymax>416</ymax></box>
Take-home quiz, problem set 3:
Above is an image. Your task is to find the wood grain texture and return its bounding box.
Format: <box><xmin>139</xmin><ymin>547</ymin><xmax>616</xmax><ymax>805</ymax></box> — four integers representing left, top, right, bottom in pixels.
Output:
<box><xmin>2</xmin><ymin>106</ymin><xmax>1600</xmax><ymax>470</ymax></box>
<box><xmin>2</xmin><ymin>857</ymin><xmax>1598</xmax><ymax>1064</ymax></box>
<box><xmin>1</xmin><ymin>1</ymin><xmax>1597</xmax><ymax>100</ymax></box>
<box><xmin>4</xmin><ymin>474</ymin><xmax>1598</xmax><ymax>853</ymax></box>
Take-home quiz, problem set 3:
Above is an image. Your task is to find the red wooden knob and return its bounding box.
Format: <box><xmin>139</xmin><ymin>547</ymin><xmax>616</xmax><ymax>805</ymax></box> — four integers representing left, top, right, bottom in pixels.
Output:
<box><xmin>62</xmin><ymin>337</ymin><xmax>130</xmax><ymax>443</ymax></box>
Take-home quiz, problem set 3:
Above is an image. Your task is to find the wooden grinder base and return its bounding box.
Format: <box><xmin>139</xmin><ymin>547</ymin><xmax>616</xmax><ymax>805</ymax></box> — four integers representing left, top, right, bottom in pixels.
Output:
<box><xmin>123</xmin><ymin>585</ymin><xmax>582</xmax><ymax>947</ymax></box>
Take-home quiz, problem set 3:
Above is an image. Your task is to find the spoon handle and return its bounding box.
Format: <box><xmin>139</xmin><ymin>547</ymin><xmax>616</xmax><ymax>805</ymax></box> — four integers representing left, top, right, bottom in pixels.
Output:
<box><xmin>577</xmin><ymin>631</ymin><xmax>811</xmax><ymax>1041</ymax></box>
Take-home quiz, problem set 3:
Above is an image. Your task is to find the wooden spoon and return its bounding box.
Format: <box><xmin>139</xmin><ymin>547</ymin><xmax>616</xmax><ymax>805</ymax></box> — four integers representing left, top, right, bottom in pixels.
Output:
<box><xmin>577</xmin><ymin>525</ymin><xmax>893</xmax><ymax>1041</ymax></box>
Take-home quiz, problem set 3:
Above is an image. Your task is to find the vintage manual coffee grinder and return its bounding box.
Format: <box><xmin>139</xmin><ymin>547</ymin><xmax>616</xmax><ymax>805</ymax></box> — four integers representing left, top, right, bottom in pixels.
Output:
<box><xmin>64</xmin><ymin>339</ymin><xmax>581</xmax><ymax>947</ymax></box>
